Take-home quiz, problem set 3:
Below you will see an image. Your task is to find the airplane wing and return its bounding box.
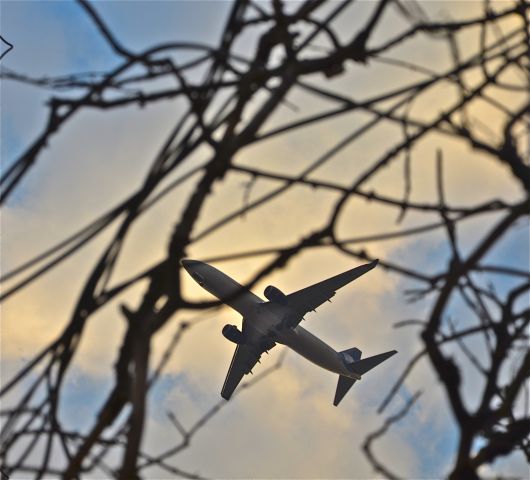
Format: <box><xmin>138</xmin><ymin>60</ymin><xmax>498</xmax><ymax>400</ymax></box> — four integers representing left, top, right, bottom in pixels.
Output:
<box><xmin>284</xmin><ymin>260</ymin><xmax>378</xmax><ymax>327</ymax></box>
<box><xmin>221</xmin><ymin>343</ymin><xmax>264</xmax><ymax>400</ymax></box>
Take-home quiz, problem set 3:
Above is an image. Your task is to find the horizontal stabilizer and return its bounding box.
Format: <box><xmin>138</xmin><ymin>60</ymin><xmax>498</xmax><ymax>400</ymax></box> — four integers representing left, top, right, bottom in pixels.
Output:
<box><xmin>348</xmin><ymin>350</ymin><xmax>397</xmax><ymax>376</ymax></box>
<box><xmin>334</xmin><ymin>375</ymin><xmax>356</xmax><ymax>406</ymax></box>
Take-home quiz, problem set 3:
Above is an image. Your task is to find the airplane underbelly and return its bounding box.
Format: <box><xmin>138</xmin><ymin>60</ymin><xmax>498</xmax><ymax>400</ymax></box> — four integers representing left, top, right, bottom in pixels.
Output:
<box><xmin>279</xmin><ymin>326</ymin><xmax>344</xmax><ymax>374</ymax></box>
<box><xmin>205</xmin><ymin>271</ymin><xmax>262</xmax><ymax>317</ymax></box>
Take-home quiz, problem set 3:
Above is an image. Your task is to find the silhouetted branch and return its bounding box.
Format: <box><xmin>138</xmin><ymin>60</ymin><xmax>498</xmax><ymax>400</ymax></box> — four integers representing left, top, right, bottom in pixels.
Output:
<box><xmin>1</xmin><ymin>0</ymin><xmax>528</xmax><ymax>478</ymax></box>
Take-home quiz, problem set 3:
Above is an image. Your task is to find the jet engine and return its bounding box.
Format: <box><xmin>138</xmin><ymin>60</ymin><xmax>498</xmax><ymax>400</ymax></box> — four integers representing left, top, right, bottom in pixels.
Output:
<box><xmin>222</xmin><ymin>324</ymin><xmax>244</xmax><ymax>344</ymax></box>
<box><xmin>264</xmin><ymin>285</ymin><xmax>287</xmax><ymax>305</ymax></box>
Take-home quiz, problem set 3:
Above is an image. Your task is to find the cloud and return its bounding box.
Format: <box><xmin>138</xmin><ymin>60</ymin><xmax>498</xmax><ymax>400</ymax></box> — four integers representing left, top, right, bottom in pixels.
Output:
<box><xmin>142</xmin><ymin>355</ymin><xmax>419</xmax><ymax>479</ymax></box>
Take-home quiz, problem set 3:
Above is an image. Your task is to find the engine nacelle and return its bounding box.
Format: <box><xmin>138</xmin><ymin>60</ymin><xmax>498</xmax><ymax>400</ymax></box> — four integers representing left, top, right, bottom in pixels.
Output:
<box><xmin>222</xmin><ymin>324</ymin><xmax>244</xmax><ymax>344</ymax></box>
<box><xmin>264</xmin><ymin>285</ymin><xmax>287</xmax><ymax>305</ymax></box>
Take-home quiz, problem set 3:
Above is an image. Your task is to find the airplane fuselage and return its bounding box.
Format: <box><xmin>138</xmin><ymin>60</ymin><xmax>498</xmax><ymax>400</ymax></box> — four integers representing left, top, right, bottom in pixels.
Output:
<box><xmin>183</xmin><ymin>260</ymin><xmax>356</xmax><ymax>379</ymax></box>
<box><xmin>276</xmin><ymin>324</ymin><xmax>351</xmax><ymax>376</ymax></box>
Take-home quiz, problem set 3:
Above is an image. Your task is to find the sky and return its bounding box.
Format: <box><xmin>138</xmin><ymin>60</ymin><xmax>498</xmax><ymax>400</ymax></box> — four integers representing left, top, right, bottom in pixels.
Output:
<box><xmin>1</xmin><ymin>1</ymin><xmax>529</xmax><ymax>479</ymax></box>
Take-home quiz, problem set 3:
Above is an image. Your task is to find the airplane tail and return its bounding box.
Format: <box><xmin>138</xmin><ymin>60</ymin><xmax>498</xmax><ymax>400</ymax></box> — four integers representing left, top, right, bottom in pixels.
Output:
<box><xmin>333</xmin><ymin>348</ymin><xmax>397</xmax><ymax>406</ymax></box>
<box><xmin>334</xmin><ymin>375</ymin><xmax>357</xmax><ymax>406</ymax></box>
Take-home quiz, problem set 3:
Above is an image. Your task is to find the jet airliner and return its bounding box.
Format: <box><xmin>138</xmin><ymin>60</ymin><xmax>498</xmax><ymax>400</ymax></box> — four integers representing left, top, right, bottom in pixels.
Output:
<box><xmin>181</xmin><ymin>259</ymin><xmax>397</xmax><ymax>406</ymax></box>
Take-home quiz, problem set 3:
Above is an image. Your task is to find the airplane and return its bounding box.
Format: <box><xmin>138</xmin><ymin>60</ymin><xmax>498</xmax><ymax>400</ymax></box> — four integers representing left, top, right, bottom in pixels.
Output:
<box><xmin>181</xmin><ymin>258</ymin><xmax>397</xmax><ymax>406</ymax></box>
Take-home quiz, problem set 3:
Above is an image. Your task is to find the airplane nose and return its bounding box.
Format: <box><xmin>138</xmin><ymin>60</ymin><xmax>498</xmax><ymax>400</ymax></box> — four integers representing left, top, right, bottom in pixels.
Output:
<box><xmin>180</xmin><ymin>259</ymin><xmax>200</xmax><ymax>270</ymax></box>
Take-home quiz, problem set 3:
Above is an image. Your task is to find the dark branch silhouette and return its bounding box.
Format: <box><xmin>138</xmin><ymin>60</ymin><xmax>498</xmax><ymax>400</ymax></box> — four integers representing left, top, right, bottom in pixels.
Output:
<box><xmin>0</xmin><ymin>35</ymin><xmax>14</xmax><ymax>61</ymax></box>
<box><xmin>1</xmin><ymin>0</ymin><xmax>528</xmax><ymax>478</ymax></box>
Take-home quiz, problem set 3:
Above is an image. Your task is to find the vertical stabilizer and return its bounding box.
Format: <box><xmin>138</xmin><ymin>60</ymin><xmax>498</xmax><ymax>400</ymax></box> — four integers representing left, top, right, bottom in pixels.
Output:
<box><xmin>340</xmin><ymin>346</ymin><xmax>362</xmax><ymax>363</ymax></box>
<box><xmin>334</xmin><ymin>349</ymin><xmax>397</xmax><ymax>406</ymax></box>
<box><xmin>334</xmin><ymin>347</ymin><xmax>362</xmax><ymax>406</ymax></box>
